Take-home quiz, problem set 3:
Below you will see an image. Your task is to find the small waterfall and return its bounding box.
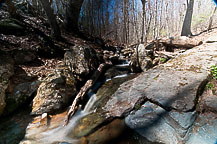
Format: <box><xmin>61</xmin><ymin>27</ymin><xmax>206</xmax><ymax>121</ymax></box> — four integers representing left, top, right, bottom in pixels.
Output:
<box><xmin>83</xmin><ymin>94</ymin><xmax>97</xmax><ymax>113</ymax></box>
<box><xmin>37</xmin><ymin>93</ymin><xmax>98</xmax><ymax>143</ymax></box>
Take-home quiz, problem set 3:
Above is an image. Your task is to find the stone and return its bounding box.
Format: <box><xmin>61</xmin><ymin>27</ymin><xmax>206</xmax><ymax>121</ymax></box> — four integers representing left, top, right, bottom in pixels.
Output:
<box><xmin>199</xmin><ymin>81</ymin><xmax>217</xmax><ymax>113</ymax></box>
<box><xmin>71</xmin><ymin>74</ymin><xmax>137</xmax><ymax>138</ymax></box>
<box><xmin>64</xmin><ymin>45</ymin><xmax>99</xmax><ymax>80</ymax></box>
<box><xmin>104</xmin><ymin>65</ymin><xmax>131</xmax><ymax>80</ymax></box>
<box><xmin>31</xmin><ymin>68</ymin><xmax>77</xmax><ymax>115</ymax></box>
<box><xmin>4</xmin><ymin>81</ymin><xmax>41</xmax><ymax>115</ymax></box>
<box><xmin>105</xmin><ymin>43</ymin><xmax>217</xmax><ymax>116</ymax></box>
<box><xmin>130</xmin><ymin>44</ymin><xmax>154</xmax><ymax>72</ymax></box>
<box><xmin>125</xmin><ymin>101</ymin><xmax>197</xmax><ymax>144</ymax></box>
<box><xmin>0</xmin><ymin>52</ymin><xmax>14</xmax><ymax>115</ymax></box>
<box><xmin>80</xmin><ymin>119</ymin><xmax>126</xmax><ymax>144</ymax></box>
<box><xmin>186</xmin><ymin>113</ymin><xmax>217</xmax><ymax>144</ymax></box>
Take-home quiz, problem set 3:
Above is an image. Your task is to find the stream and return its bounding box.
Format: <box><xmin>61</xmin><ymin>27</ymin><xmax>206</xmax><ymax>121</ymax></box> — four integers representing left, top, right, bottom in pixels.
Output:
<box><xmin>0</xmin><ymin>61</ymin><xmax>156</xmax><ymax>144</ymax></box>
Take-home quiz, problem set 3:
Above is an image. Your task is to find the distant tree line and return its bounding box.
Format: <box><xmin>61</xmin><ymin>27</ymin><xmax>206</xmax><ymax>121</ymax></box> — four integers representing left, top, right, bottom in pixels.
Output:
<box><xmin>4</xmin><ymin>0</ymin><xmax>217</xmax><ymax>44</ymax></box>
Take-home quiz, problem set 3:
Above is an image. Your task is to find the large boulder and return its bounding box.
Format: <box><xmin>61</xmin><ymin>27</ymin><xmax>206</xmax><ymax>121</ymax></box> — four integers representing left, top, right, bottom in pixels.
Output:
<box><xmin>64</xmin><ymin>45</ymin><xmax>99</xmax><ymax>81</ymax></box>
<box><xmin>0</xmin><ymin>52</ymin><xmax>14</xmax><ymax>115</ymax></box>
<box><xmin>4</xmin><ymin>81</ymin><xmax>41</xmax><ymax>114</ymax></box>
<box><xmin>130</xmin><ymin>44</ymin><xmax>153</xmax><ymax>72</ymax></box>
<box><xmin>125</xmin><ymin>102</ymin><xmax>197</xmax><ymax>144</ymax></box>
<box><xmin>105</xmin><ymin>43</ymin><xmax>217</xmax><ymax>117</ymax></box>
<box><xmin>103</xmin><ymin>42</ymin><xmax>217</xmax><ymax>143</ymax></box>
<box><xmin>31</xmin><ymin>68</ymin><xmax>77</xmax><ymax>115</ymax></box>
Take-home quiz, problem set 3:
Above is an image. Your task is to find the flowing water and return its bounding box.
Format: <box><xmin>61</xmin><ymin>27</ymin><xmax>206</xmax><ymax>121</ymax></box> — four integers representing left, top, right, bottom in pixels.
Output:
<box><xmin>1</xmin><ymin>60</ymin><xmax>137</xmax><ymax>144</ymax></box>
<box><xmin>25</xmin><ymin>94</ymin><xmax>98</xmax><ymax>143</ymax></box>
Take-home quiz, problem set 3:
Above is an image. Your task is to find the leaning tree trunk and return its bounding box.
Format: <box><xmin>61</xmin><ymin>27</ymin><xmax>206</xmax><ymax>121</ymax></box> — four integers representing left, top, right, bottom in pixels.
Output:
<box><xmin>207</xmin><ymin>7</ymin><xmax>217</xmax><ymax>31</ymax></box>
<box><xmin>39</xmin><ymin>0</ymin><xmax>61</xmax><ymax>39</ymax></box>
<box><xmin>181</xmin><ymin>0</ymin><xmax>194</xmax><ymax>36</ymax></box>
<box><xmin>64</xmin><ymin>0</ymin><xmax>84</xmax><ymax>32</ymax></box>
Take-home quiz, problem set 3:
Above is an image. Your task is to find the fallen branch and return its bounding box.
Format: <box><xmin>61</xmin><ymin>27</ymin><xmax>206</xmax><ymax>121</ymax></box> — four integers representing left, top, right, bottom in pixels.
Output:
<box><xmin>64</xmin><ymin>62</ymin><xmax>112</xmax><ymax>126</ymax></box>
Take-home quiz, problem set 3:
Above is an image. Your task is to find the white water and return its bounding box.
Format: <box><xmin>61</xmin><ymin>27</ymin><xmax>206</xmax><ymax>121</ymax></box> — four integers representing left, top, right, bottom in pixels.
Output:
<box><xmin>106</xmin><ymin>73</ymin><xmax>133</xmax><ymax>82</ymax></box>
<box><xmin>36</xmin><ymin>94</ymin><xmax>98</xmax><ymax>143</ymax></box>
<box><xmin>116</xmin><ymin>61</ymin><xmax>130</xmax><ymax>67</ymax></box>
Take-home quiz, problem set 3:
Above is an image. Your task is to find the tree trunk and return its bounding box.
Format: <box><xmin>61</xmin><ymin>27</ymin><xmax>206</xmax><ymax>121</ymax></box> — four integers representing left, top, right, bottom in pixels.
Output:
<box><xmin>64</xmin><ymin>0</ymin><xmax>84</xmax><ymax>32</ymax></box>
<box><xmin>207</xmin><ymin>7</ymin><xmax>217</xmax><ymax>31</ymax></box>
<box><xmin>39</xmin><ymin>0</ymin><xmax>61</xmax><ymax>39</ymax></box>
<box><xmin>5</xmin><ymin>0</ymin><xmax>19</xmax><ymax>18</ymax></box>
<box><xmin>141</xmin><ymin>0</ymin><xmax>146</xmax><ymax>43</ymax></box>
<box><xmin>181</xmin><ymin>0</ymin><xmax>194</xmax><ymax>36</ymax></box>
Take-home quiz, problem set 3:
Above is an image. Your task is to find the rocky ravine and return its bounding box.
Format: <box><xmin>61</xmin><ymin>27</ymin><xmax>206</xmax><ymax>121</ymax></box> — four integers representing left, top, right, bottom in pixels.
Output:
<box><xmin>103</xmin><ymin>40</ymin><xmax>217</xmax><ymax>144</ymax></box>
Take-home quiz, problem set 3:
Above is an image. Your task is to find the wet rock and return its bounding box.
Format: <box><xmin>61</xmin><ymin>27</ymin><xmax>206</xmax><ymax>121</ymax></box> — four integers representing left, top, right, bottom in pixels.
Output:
<box><xmin>71</xmin><ymin>75</ymin><xmax>138</xmax><ymax>138</ymax></box>
<box><xmin>104</xmin><ymin>66</ymin><xmax>131</xmax><ymax>80</ymax></box>
<box><xmin>31</xmin><ymin>68</ymin><xmax>77</xmax><ymax>115</ymax></box>
<box><xmin>0</xmin><ymin>110</ymin><xmax>32</xmax><ymax>144</ymax></box>
<box><xmin>4</xmin><ymin>81</ymin><xmax>41</xmax><ymax>115</ymax></box>
<box><xmin>64</xmin><ymin>45</ymin><xmax>99</xmax><ymax>80</ymax></box>
<box><xmin>186</xmin><ymin>112</ymin><xmax>217</xmax><ymax>144</ymax></box>
<box><xmin>0</xmin><ymin>52</ymin><xmax>14</xmax><ymax>115</ymax></box>
<box><xmin>125</xmin><ymin>102</ymin><xmax>197</xmax><ymax>144</ymax></box>
<box><xmin>79</xmin><ymin>119</ymin><xmax>126</xmax><ymax>144</ymax></box>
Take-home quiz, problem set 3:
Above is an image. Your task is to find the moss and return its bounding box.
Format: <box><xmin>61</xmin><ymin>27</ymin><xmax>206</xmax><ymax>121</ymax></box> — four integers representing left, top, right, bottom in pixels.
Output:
<box><xmin>160</xmin><ymin>58</ymin><xmax>167</xmax><ymax>63</ymax></box>
<box><xmin>135</xmin><ymin>104</ymin><xmax>141</xmax><ymax>110</ymax></box>
<box><xmin>206</xmin><ymin>82</ymin><xmax>215</xmax><ymax>90</ymax></box>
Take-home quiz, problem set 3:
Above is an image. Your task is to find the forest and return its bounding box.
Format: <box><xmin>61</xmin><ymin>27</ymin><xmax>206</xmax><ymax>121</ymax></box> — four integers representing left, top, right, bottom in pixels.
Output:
<box><xmin>0</xmin><ymin>0</ymin><xmax>217</xmax><ymax>144</ymax></box>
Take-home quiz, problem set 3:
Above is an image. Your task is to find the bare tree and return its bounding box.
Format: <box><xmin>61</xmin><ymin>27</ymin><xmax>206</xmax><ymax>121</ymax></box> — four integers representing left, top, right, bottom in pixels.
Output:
<box><xmin>64</xmin><ymin>0</ymin><xmax>84</xmax><ymax>32</ymax></box>
<box><xmin>181</xmin><ymin>0</ymin><xmax>194</xmax><ymax>36</ymax></box>
<box><xmin>39</xmin><ymin>0</ymin><xmax>61</xmax><ymax>39</ymax></box>
<box><xmin>208</xmin><ymin>7</ymin><xmax>217</xmax><ymax>31</ymax></box>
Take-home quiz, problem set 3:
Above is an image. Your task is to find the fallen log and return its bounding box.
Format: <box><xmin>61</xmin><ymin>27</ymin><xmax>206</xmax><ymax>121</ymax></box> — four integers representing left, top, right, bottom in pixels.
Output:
<box><xmin>64</xmin><ymin>62</ymin><xmax>112</xmax><ymax>126</ymax></box>
<box><xmin>159</xmin><ymin>38</ymin><xmax>203</xmax><ymax>49</ymax></box>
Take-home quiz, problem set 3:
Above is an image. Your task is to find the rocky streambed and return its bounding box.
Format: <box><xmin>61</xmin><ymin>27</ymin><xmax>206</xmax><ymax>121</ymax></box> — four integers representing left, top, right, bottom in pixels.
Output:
<box><xmin>0</xmin><ymin>36</ymin><xmax>217</xmax><ymax>144</ymax></box>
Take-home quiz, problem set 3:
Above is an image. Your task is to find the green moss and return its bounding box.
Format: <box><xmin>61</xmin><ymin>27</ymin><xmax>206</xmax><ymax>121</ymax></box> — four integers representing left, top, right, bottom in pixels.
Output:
<box><xmin>160</xmin><ymin>58</ymin><xmax>167</xmax><ymax>63</ymax></box>
<box><xmin>206</xmin><ymin>82</ymin><xmax>214</xmax><ymax>90</ymax></box>
<box><xmin>135</xmin><ymin>104</ymin><xmax>141</xmax><ymax>110</ymax></box>
<box><xmin>211</xmin><ymin>65</ymin><xmax>217</xmax><ymax>79</ymax></box>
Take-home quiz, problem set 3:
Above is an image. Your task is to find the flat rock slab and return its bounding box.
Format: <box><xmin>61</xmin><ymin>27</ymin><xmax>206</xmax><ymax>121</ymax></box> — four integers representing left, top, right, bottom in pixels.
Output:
<box><xmin>125</xmin><ymin>102</ymin><xmax>197</xmax><ymax>144</ymax></box>
<box><xmin>104</xmin><ymin>43</ymin><xmax>217</xmax><ymax>116</ymax></box>
<box><xmin>186</xmin><ymin>113</ymin><xmax>217</xmax><ymax>144</ymax></box>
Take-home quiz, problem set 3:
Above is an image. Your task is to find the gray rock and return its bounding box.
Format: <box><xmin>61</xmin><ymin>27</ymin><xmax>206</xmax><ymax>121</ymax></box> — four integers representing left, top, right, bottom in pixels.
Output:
<box><xmin>200</xmin><ymin>89</ymin><xmax>217</xmax><ymax>113</ymax></box>
<box><xmin>64</xmin><ymin>45</ymin><xmax>99</xmax><ymax>80</ymax></box>
<box><xmin>0</xmin><ymin>52</ymin><xmax>14</xmax><ymax>115</ymax></box>
<box><xmin>31</xmin><ymin>68</ymin><xmax>77</xmax><ymax>115</ymax></box>
<box><xmin>105</xmin><ymin>43</ymin><xmax>217</xmax><ymax>117</ymax></box>
<box><xmin>4</xmin><ymin>81</ymin><xmax>41</xmax><ymax>114</ymax></box>
<box><xmin>125</xmin><ymin>102</ymin><xmax>197</xmax><ymax>144</ymax></box>
<box><xmin>186</xmin><ymin>113</ymin><xmax>217</xmax><ymax>144</ymax></box>
<box><xmin>130</xmin><ymin>44</ymin><xmax>154</xmax><ymax>72</ymax></box>
<box><xmin>104</xmin><ymin>65</ymin><xmax>131</xmax><ymax>80</ymax></box>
